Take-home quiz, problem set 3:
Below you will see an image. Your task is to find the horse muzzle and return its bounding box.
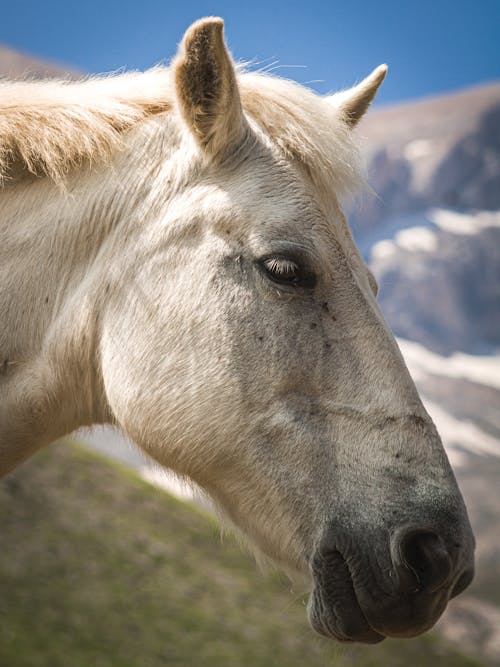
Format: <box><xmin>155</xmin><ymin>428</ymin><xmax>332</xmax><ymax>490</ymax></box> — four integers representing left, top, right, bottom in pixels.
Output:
<box><xmin>308</xmin><ymin>522</ymin><xmax>475</xmax><ymax>643</ymax></box>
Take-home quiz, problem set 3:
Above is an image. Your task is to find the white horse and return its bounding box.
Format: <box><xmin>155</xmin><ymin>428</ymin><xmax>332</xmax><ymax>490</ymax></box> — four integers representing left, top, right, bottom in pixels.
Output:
<box><xmin>0</xmin><ymin>18</ymin><xmax>474</xmax><ymax>643</ymax></box>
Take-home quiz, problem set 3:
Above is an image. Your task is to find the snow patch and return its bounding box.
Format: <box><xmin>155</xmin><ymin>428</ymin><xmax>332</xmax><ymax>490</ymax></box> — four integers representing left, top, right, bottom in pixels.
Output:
<box><xmin>371</xmin><ymin>239</ymin><xmax>397</xmax><ymax>261</ymax></box>
<box><xmin>397</xmin><ymin>338</ymin><xmax>500</xmax><ymax>390</ymax></box>
<box><xmin>371</xmin><ymin>226</ymin><xmax>438</xmax><ymax>260</ymax></box>
<box><xmin>395</xmin><ymin>226</ymin><xmax>438</xmax><ymax>252</ymax></box>
<box><xmin>422</xmin><ymin>399</ymin><xmax>500</xmax><ymax>464</ymax></box>
<box><xmin>429</xmin><ymin>208</ymin><xmax>500</xmax><ymax>236</ymax></box>
<box><xmin>404</xmin><ymin>139</ymin><xmax>434</xmax><ymax>161</ymax></box>
<box><xmin>397</xmin><ymin>337</ymin><xmax>500</xmax><ymax>465</ymax></box>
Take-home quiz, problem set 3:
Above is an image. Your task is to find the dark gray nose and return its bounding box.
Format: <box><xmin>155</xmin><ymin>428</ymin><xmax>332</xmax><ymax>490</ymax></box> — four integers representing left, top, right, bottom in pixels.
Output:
<box><xmin>390</xmin><ymin>528</ymin><xmax>456</xmax><ymax>594</ymax></box>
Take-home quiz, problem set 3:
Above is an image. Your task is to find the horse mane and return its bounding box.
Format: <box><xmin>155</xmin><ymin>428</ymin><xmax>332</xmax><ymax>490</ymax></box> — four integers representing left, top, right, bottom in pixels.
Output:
<box><xmin>0</xmin><ymin>68</ymin><xmax>172</xmax><ymax>184</ymax></box>
<box><xmin>0</xmin><ymin>66</ymin><xmax>362</xmax><ymax>195</ymax></box>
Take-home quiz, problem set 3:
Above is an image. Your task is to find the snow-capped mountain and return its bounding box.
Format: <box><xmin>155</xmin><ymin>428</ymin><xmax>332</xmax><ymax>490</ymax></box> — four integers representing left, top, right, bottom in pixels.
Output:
<box><xmin>369</xmin><ymin>210</ymin><xmax>500</xmax><ymax>354</ymax></box>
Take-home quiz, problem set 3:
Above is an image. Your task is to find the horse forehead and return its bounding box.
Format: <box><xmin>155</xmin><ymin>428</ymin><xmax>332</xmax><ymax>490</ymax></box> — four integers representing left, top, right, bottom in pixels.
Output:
<box><xmin>166</xmin><ymin>154</ymin><xmax>352</xmax><ymax>259</ymax></box>
<box><xmin>162</xmin><ymin>164</ymin><xmax>303</xmax><ymax>228</ymax></box>
<box><xmin>205</xmin><ymin>159</ymin><xmax>332</xmax><ymax>230</ymax></box>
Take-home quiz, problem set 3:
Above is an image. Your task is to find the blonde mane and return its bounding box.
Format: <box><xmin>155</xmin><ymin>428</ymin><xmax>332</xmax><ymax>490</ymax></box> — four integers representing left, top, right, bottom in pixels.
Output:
<box><xmin>0</xmin><ymin>66</ymin><xmax>362</xmax><ymax>194</ymax></box>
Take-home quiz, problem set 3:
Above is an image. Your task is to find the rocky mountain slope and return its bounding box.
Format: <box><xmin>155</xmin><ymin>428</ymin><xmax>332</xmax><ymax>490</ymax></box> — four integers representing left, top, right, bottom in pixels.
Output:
<box><xmin>354</xmin><ymin>82</ymin><xmax>500</xmax><ymax>355</ymax></box>
<box><xmin>354</xmin><ymin>82</ymin><xmax>500</xmax><ymax>232</ymax></box>
<box><xmin>369</xmin><ymin>211</ymin><xmax>500</xmax><ymax>354</ymax></box>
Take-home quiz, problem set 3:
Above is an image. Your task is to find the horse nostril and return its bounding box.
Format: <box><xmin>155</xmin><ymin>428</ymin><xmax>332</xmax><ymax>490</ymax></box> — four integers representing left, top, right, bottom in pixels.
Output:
<box><xmin>391</xmin><ymin>529</ymin><xmax>454</xmax><ymax>594</ymax></box>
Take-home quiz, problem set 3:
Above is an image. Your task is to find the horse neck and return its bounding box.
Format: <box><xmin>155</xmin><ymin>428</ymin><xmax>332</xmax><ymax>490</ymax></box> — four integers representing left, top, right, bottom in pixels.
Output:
<box><xmin>0</xmin><ymin>152</ymin><xmax>153</xmax><ymax>473</ymax></box>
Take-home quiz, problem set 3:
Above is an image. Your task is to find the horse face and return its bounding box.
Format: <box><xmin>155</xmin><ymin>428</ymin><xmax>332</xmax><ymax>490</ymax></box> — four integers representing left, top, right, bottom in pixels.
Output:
<box><xmin>102</xmin><ymin>18</ymin><xmax>474</xmax><ymax>643</ymax></box>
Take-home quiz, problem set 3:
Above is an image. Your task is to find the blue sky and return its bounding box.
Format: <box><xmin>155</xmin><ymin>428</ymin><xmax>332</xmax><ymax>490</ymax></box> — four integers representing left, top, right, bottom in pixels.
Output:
<box><xmin>2</xmin><ymin>0</ymin><xmax>499</xmax><ymax>105</ymax></box>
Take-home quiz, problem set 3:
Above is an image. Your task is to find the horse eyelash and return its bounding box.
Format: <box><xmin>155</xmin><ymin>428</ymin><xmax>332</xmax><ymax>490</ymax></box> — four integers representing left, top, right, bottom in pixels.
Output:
<box><xmin>265</xmin><ymin>258</ymin><xmax>298</xmax><ymax>275</ymax></box>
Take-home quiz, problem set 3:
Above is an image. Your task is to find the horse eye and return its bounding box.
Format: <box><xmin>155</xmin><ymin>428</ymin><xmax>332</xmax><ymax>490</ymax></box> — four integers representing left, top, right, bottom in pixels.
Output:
<box><xmin>260</xmin><ymin>256</ymin><xmax>316</xmax><ymax>288</ymax></box>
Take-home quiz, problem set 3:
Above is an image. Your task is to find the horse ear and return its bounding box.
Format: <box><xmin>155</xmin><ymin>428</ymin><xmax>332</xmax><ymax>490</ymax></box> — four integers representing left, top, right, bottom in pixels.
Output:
<box><xmin>326</xmin><ymin>65</ymin><xmax>387</xmax><ymax>127</ymax></box>
<box><xmin>173</xmin><ymin>17</ymin><xmax>246</xmax><ymax>157</ymax></box>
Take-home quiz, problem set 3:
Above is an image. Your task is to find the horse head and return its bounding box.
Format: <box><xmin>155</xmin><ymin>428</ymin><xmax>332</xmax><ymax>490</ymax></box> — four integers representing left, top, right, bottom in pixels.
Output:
<box><xmin>0</xmin><ymin>17</ymin><xmax>472</xmax><ymax>644</ymax></box>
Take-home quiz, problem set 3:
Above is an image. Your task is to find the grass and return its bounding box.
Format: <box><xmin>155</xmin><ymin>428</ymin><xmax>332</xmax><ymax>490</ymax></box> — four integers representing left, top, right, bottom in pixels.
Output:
<box><xmin>0</xmin><ymin>441</ymin><xmax>485</xmax><ymax>667</ymax></box>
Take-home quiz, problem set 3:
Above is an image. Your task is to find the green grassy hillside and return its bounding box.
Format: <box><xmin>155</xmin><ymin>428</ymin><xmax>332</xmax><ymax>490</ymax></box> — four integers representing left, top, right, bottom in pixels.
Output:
<box><xmin>0</xmin><ymin>442</ymin><xmax>483</xmax><ymax>667</ymax></box>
